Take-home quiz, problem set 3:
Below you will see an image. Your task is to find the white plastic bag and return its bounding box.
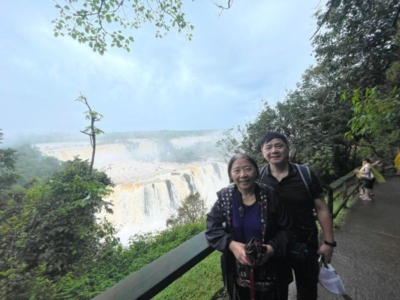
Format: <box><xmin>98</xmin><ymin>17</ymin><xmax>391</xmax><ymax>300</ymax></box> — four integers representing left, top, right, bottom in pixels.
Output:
<box><xmin>318</xmin><ymin>263</ymin><xmax>346</xmax><ymax>295</ymax></box>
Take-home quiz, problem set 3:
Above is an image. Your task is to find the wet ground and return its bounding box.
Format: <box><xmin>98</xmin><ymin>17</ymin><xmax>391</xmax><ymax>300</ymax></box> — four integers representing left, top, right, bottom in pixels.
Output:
<box><xmin>289</xmin><ymin>175</ymin><xmax>400</xmax><ymax>300</ymax></box>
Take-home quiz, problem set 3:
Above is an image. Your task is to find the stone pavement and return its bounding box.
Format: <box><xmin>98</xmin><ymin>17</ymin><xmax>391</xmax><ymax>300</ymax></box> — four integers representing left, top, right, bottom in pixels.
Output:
<box><xmin>289</xmin><ymin>175</ymin><xmax>400</xmax><ymax>300</ymax></box>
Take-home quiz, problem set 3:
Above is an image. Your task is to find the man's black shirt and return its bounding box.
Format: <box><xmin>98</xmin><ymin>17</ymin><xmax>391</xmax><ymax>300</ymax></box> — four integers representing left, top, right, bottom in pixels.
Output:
<box><xmin>259</xmin><ymin>163</ymin><xmax>324</xmax><ymax>243</ymax></box>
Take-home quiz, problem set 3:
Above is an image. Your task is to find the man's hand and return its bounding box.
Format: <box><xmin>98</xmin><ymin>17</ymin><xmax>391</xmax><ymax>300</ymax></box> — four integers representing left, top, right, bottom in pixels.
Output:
<box><xmin>229</xmin><ymin>241</ymin><xmax>252</xmax><ymax>265</ymax></box>
<box><xmin>315</xmin><ymin>198</ymin><xmax>335</xmax><ymax>264</ymax></box>
<box><xmin>318</xmin><ymin>244</ymin><xmax>334</xmax><ymax>264</ymax></box>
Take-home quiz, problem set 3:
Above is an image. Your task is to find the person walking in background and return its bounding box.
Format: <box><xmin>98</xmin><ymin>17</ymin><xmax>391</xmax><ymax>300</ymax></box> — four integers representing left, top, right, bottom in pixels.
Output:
<box><xmin>258</xmin><ymin>132</ymin><xmax>335</xmax><ymax>300</ymax></box>
<box><xmin>354</xmin><ymin>158</ymin><xmax>374</xmax><ymax>201</ymax></box>
<box><xmin>206</xmin><ymin>153</ymin><xmax>294</xmax><ymax>300</ymax></box>
<box><xmin>355</xmin><ymin>158</ymin><xmax>386</xmax><ymax>201</ymax></box>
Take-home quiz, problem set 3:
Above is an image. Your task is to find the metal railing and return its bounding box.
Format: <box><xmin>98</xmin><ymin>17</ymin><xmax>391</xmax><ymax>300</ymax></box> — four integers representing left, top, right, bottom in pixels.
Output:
<box><xmin>325</xmin><ymin>165</ymin><xmax>395</xmax><ymax>219</ymax></box>
<box><xmin>93</xmin><ymin>165</ymin><xmax>395</xmax><ymax>299</ymax></box>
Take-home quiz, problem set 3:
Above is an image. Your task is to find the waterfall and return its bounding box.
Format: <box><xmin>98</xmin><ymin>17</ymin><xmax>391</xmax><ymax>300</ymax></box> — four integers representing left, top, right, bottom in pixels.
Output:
<box><xmin>97</xmin><ymin>162</ymin><xmax>228</xmax><ymax>245</ymax></box>
<box><xmin>36</xmin><ymin>139</ymin><xmax>228</xmax><ymax>246</ymax></box>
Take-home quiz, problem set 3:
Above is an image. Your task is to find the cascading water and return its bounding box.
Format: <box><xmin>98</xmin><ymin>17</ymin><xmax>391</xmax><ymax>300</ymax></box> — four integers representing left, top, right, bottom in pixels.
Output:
<box><xmin>37</xmin><ymin>139</ymin><xmax>229</xmax><ymax>246</ymax></box>
<box><xmin>98</xmin><ymin>161</ymin><xmax>229</xmax><ymax>245</ymax></box>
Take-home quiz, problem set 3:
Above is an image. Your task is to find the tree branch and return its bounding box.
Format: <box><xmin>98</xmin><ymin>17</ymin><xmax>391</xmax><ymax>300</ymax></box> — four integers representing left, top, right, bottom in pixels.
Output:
<box><xmin>310</xmin><ymin>0</ymin><xmax>337</xmax><ymax>40</ymax></box>
<box><xmin>212</xmin><ymin>0</ymin><xmax>233</xmax><ymax>17</ymax></box>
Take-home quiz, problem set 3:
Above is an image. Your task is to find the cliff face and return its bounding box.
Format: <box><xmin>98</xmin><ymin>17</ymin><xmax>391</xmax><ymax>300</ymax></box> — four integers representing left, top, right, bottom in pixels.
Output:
<box><xmin>37</xmin><ymin>140</ymin><xmax>228</xmax><ymax>245</ymax></box>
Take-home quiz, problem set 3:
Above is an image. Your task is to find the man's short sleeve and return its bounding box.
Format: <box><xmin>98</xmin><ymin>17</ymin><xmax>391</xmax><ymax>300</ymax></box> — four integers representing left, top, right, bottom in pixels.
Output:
<box><xmin>310</xmin><ymin>170</ymin><xmax>325</xmax><ymax>199</ymax></box>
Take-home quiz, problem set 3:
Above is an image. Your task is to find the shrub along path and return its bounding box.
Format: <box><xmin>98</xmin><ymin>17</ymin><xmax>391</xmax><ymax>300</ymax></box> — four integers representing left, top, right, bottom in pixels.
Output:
<box><xmin>289</xmin><ymin>175</ymin><xmax>400</xmax><ymax>300</ymax></box>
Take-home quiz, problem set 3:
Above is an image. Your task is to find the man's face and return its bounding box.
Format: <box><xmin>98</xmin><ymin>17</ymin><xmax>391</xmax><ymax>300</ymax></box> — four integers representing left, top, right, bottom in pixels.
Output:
<box><xmin>261</xmin><ymin>138</ymin><xmax>289</xmax><ymax>165</ymax></box>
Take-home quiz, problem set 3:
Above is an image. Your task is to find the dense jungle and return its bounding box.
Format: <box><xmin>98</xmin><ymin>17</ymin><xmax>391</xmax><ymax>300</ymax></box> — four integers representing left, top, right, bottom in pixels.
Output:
<box><xmin>1</xmin><ymin>0</ymin><xmax>400</xmax><ymax>299</ymax></box>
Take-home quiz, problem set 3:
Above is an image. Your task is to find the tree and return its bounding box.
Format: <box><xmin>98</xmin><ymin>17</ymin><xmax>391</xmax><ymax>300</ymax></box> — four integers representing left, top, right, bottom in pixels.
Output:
<box><xmin>14</xmin><ymin>144</ymin><xmax>62</xmax><ymax>186</ymax></box>
<box><xmin>0</xmin><ymin>158</ymin><xmax>116</xmax><ymax>299</ymax></box>
<box><xmin>166</xmin><ymin>192</ymin><xmax>206</xmax><ymax>227</ymax></box>
<box><xmin>217</xmin><ymin>0</ymin><xmax>400</xmax><ymax>181</ymax></box>
<box><xmin>319</xmin><ymin>1</ymin><xmax>400</xmax><ymax>159</ymax></box>
<box><xmin>53</xmin><ymin>0</ymin><xmax>195</xmax><ymax>54</ymax></box>
<box><xmin>313</xmin><ymin>0</ymin><xmax>400</xmax><ymax>90</ymax></box>
<box><xmin>21</xmin><ymin>158</ymin><xmax>114</xmax><ymax>274</ymax></box>
<box><xmin>76</xmin><ymin>93</ymin><xmax>104</xmax><ymax>175</ymax></box>
<box><xmin>0</xmin><ymin>130</ymin><xmax>19</xmax><ymax>207</ymax></box>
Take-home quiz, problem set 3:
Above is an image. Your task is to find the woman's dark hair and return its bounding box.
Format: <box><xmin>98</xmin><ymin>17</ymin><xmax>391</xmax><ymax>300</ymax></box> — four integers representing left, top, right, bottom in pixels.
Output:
<box><xmin>227</xmin><ymin>153</ymin><xmax>260</xmax><ymax>182</ymax></box>
<box><xmin>363</xmin><ymin>158</ymin><xmax>372</xmax><ymax>163</ymax></box>
<box><xmin>259</xmin><ymin>132</ymin><xmax>289</xmax><ymax>149</ymax></box>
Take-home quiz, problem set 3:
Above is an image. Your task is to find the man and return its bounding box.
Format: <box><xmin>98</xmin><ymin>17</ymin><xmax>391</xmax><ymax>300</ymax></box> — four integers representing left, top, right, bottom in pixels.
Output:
<box><xmin>258</xmin><ymin>132</ymin><xmax>335</xmax><ymax>300</ymax></box>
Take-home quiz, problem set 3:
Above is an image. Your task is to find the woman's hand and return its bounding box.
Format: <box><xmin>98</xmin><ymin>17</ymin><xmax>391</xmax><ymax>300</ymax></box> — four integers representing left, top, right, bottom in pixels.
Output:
<box><xmin>229</xmin><ymin>241</ymin><xmax>252</xmax><ymax>265</ymax></box>
<box><xmin>256</xmin><ymin>245</ymin><xmax>275</xmax><ymax>266</ymax></box>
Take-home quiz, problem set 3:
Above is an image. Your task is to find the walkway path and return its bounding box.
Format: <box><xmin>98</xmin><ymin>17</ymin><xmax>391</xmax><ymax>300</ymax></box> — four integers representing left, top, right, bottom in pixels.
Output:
<box><xmin>289</xmin><ymin>175</ymin><xmax>400</xmax><ymax>300</ymax></box>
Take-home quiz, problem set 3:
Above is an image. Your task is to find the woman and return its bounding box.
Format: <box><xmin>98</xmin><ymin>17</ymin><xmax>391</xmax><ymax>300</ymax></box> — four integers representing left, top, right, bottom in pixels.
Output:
<box><xmin>205</xmin><ymin>153</ymin><xmax>294</xmax><ymax>300</ymax></box>
<box><xmin>355</xmin><ymin>158</ymin><xmax>376</xmax><ymax>201</ymax></box>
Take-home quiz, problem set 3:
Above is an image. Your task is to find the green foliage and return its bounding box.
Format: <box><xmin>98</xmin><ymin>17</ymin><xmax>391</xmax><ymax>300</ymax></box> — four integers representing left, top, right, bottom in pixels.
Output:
<box><xmin>0</xmin><ymin>158</ymin><xmax>116</xmax><ymax>299</ymax></box>
<box><xmin>166</xmin><ymin>192</ymin><xmax>206</xmax><ymax>227</ymax></box>
<box><xmin>52</xmin><ymin>0</ymin><xmax>194</xmax><ymax>54</ymax></box>
<box><xmin>217</xmin><ymin>0</ymin><xmax>400</xmax><ymax>181</ymax></box>
<box><xmin>344</xmin><ymin>88</ymin><xmax>400</xmax><ymax>140</ymax></box>
<box><xmin>154</xmin><ymin>250</ymin><xmax>222</xmax><ymax>300</ymax></box>
<box><xmin>23</xmin><ymin>158</ymin><xmax>114</xmax><ymax>273</ymax></box>
<box><xmin>14</xmin><ymin>144</ymin><xmax>62</xmax><ymax>186</ymax></box>
<box><xmin>216</xmin><ymin>91</ymin><xmax>352</xmax><ymax>181</ymax></box>
<box><xmin>0</xmin><ymin>129</ymin><xmax>20</xmax><ymax>207</ymax></box>
<box><xmin>335</xmin><ymin>3</ymin><xmax>400</xmax><ymax>160</ymax></box>
<box><xmin>37</xmin><ymin>222</ymin><xmax>205</xmax><ymax>300</ymax></box>
<box><xmin>1</xmin><ymin>178</ymin><xmax>207</xmax><ymax>300</ymax></box>
<box><xmin>215</xmin><ymin>127</ymin><xmax>242</xmax><ymax>159</ymax></box>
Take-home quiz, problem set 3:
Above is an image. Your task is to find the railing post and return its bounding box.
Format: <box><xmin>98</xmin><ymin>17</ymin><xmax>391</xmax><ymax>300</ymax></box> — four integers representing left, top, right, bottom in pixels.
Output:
<box><xmin>342</xmin><ymin>180</ymin><xmax>348</xmax><ymax>208</ymax></box>
<box><xmin>354</xmin><ymin>175</ymin><xmax>359</xmax><ymax>188</ymax></box>
<box><xmin>328</xmin><ymin>189</ymin><xmax>334</xmax><ymax>215</ymax></box>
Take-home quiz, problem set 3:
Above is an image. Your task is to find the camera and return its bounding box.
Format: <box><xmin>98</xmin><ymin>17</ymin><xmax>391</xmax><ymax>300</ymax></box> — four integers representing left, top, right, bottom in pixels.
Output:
<box><xmin>245</xmin><ymin>237</ymin><xmax>267</xmax><ymax>265</ymax></box>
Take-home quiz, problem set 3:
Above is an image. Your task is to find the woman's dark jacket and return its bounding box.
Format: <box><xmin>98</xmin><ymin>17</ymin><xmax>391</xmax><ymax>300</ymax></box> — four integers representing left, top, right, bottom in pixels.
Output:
<box><xmin>205</xmin><ymin>182</ymin><xmax>294</xmax><ymax>296</ymax></box>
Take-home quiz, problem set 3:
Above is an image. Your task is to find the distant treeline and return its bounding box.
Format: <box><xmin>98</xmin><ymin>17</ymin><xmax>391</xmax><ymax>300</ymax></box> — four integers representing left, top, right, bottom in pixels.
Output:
<box><xmin>7</xmin><ymin>130</ymin><xmax>222</xmax><ymax>146</ymax></box>
<box><xmin>101</xmin><ymin>129</ymin><xmax>221</xmax><ymax>142</ymax></box>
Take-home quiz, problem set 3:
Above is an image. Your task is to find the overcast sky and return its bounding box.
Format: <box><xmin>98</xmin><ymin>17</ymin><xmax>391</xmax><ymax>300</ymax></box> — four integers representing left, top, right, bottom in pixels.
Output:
<box><xmin>0</xmin><ymin>0</ymin><xmax>321</xmax><ymax>139</ymax></box>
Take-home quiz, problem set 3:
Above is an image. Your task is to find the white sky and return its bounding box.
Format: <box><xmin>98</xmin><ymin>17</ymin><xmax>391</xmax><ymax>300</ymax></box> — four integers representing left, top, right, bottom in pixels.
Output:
<box><xmin>0</xmin><ymin>0</ymin><xmax>321</xmax><ymax>138</ymax></box>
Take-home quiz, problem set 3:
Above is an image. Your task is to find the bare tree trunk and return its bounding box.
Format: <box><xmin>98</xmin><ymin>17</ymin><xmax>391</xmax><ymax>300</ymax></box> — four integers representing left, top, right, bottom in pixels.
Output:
<box><xmin>90</xmin><ymin>118</ymin><xmax>96</xmax><ymax>175</ymax></box>
<box><xmin>76</xmin><ymin>93</ymin><xmax>104</xmax><ymax>176</ymax></box>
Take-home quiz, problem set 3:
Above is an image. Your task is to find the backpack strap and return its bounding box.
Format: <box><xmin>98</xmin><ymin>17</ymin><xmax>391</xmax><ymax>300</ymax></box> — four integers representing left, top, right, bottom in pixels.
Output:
<box><xmin>259</xmin><ymin>165</ymin><xmax>268</xmax><ymax>182</ymax></box>
<box><xmin>260</xmin><ymin>163</ymin><xmax>313</xmax><ymax>200</ymax></box>
<box><xmin>294</xmin><ymin>163</ymin><xmax>312</xmax><ymax>200</ymax></box>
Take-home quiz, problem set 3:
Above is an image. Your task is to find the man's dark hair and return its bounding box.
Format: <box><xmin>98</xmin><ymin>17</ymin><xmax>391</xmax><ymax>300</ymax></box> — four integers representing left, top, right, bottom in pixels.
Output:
<box><xmin>227</xmin><ymin>153</ymin><xmax>260</xmax><ymax>183</ymax></box>
<box><xmin>363</xmin><ymin>158</ymin><xmax>372</xmax><ymax>163</ymax></box>
<box><xmin>259</xmin><ymin>132</ymin><xmax>289</xmax><ymax>149</ymax></box>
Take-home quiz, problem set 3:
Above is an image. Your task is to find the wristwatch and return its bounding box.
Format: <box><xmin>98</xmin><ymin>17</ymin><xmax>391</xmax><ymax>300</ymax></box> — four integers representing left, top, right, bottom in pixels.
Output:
<box><xmin>324</xmin><ymin>240</ymin><xmax>337</xmax><ymax>247</ymax></box>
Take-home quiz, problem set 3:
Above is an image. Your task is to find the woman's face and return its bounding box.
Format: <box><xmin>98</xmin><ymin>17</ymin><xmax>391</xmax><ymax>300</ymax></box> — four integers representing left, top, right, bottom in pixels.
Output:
<box><xmin>230</xmin><ymin>157</ymin><xmax>257</xmax><ymax>192</ymax></box>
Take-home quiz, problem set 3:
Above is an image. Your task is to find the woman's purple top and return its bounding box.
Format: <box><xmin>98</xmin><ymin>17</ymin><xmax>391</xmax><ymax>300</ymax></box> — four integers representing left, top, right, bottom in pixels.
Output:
<box><xmin>231</xmin><ymin>187</ymin><xmax>263</xmax><ymax>244</ymax></box>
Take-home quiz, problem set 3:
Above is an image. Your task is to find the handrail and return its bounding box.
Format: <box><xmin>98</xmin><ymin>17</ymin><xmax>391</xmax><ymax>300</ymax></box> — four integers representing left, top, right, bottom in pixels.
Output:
<box><xmin>328</xmin><ymin>165</ymin><xmax>394</xmax><ymax>219</ymax></box>
<box><xmin>92</xmin><ymin>231</ymin><xmax>213</xmax><ymax>300</ymax></box>
<box><xmin>92</xmin><ymin>165</ymin><xmax>395</xmax><ymax>299</ymax></box>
